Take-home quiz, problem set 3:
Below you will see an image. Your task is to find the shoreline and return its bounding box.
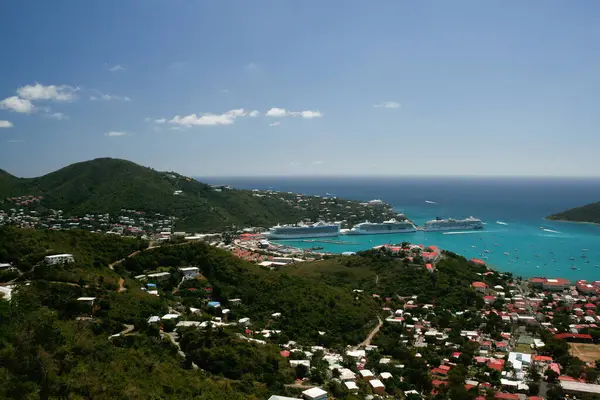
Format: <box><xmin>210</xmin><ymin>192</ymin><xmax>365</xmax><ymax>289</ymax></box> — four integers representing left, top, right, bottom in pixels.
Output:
<box><xmin>544</xmin><ymin>217</ymin><xmax>600</xmax><ymax>227</ymax></box>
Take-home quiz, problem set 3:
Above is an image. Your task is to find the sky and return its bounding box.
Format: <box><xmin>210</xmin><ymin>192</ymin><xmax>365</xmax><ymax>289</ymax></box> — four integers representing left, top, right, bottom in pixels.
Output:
<box><xmin>1</xmin><ymin>1</ymin><xmax>600</xmax><ymax>178</ymax></box>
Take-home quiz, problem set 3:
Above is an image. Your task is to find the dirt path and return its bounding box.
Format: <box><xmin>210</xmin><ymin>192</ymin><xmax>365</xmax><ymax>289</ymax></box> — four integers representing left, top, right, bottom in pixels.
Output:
<box><xmin>357</xmin><ymin>316</ymin><xmax>383</xmax><ymax>348</ymax></box>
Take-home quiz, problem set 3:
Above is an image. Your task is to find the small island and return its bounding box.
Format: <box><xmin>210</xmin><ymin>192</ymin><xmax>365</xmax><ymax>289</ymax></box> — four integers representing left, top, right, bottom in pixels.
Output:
<box><xmin>547</xmin><ymin>201</ymin><xmax>600</xmax><ymax>224</ymax></box>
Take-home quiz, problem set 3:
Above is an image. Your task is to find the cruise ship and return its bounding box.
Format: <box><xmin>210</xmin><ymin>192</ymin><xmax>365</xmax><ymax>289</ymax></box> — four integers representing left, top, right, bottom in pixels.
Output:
<box><xmin>263</xmin><ymin>221</ymin><xmax>341</xmax><ymax>239</ymax></box>
<box><xmin>423</xmin><ymin>217</ymin><xmax>484</xmax><ymax>232</ymax></box>
<box><xmin>346</xmin><ymin>218</ymin><xmax>417</xmax><ymax>235</ymax></box>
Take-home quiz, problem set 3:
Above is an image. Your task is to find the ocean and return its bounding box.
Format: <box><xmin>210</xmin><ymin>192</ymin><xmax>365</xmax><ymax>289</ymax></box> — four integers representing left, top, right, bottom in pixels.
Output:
<box><xmin>199</xmin><ymin>177</ymin><xmax>600</xmax><ymax>281</ymax></box>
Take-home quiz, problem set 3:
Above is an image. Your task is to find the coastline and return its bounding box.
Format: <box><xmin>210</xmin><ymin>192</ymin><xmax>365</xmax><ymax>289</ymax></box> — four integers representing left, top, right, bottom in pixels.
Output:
<box><xmin>544</xmin><ymin>217</ymin><xmax>600</xmax><ymax>227</ymax></box>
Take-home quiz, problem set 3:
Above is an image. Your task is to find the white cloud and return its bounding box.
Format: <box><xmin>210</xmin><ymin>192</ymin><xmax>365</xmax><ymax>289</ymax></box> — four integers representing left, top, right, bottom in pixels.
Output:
<box><xmin>224</xmin><ymin>108</ymin><xmax>248</xmax><ymax>117</ymax></box>
<box><xmin>265</xmin><ymin>108</ymin><xmax>323</xmax><ymax>119</ymax></box>
<box><xmin>265</xmin><ymin>107</ymin><xmax>288</xmax><ymax>117</ymax></box>
<box><xmin>0</xmin><ymin>120</ymin><xmax>14</xmax><ymax>128</ymax></box>
<box><xmin>169</xmin><ymin>113</ymin><xmax>235</xmax><ymax>127</ymax></box>
<box><xmin>246</xmin><ymin>62</ymin><xmax>257</xmax><ymax>69</ymax></box>
<box><xmin>154</xmin><ymin>118</ymin><xmax>167</xmax><ymax>124</ymax></box>
<box><xmin>270</xmin><ymin>122</ymin><xmax>281</xmax><ymax>127</ymax></box>
<box><xmin>7</xmin><ymin>139</ymin><xmax>25</xmax><ymax>143</ymax></box>
<box><xmin>17</xmin><ymin>83</ymin><xmax>77</xmax><ymax>101</ymax></box>
<box><xmin>167</xmin><ymin>108</ymin><xmax>256</xmax><ymax>127</ymax></box>
<box><xmin>313</xmin><ymin>161</ymin><xmax>323</xmax><ymax>165</ymax></box>
<box><xmin>0</xmin><ymin>96</ymin><xmax>34</xmax><ymax>113</ymax></box>
<box><xmin>289</xmin><ymin>161</ymin><xmax>301</xmax><ymax>166</ymax></box>
<box><xmin>90</xmin><ymin>93</ymin><xmax>131</xmax><ymax>101</ymax></box>
<box><xmin>374</xmin><ymin>101</ymin><xmax>401</xmax><ymax>109</ymax></box>
<box><xmin>294</xmin><ymin>110</ymin><xmax>323</xmax><ymax>119</ymax></box>
<box><xmin>47</xmin><ymin>112</ymin><xmax>68</xmax><ymax>120</ymax></box>
<box><xmin>105</xmin><ymin>131</ymin><xmax>129</xmax><ymax>137</ymax></box>
<box><xmin>248</xmin><ymin>110</ymin><xmax>260</xmax><ymax>117</ymax></box>
<box><xmin>108</xmin><ymin>64</ymin><xmax>125</xmax><ymax>72</ymax></box>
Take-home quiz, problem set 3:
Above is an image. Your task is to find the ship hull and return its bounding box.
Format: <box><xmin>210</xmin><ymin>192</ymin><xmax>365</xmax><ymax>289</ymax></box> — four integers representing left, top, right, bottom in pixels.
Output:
<box><xmin>264</xmin><ymin>231</ymin><xmax>340</xmax><ymax>240</ymax></box>
<box><xmin>424</xmin><ymin>225</ymin><xmax>484</xmax><ymax>232</ymax></box>
<box><xmin>346</xmin><ymin>228</ymin><xmax>416</xmax><ymax>235</ymax></box>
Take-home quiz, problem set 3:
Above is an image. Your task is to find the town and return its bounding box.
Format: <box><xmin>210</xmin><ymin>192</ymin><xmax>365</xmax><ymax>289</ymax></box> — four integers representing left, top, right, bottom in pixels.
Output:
<box><xmin>3</xmin><ymin>226</ymin><xmax>598</xmax><ymax>400</ymax></box>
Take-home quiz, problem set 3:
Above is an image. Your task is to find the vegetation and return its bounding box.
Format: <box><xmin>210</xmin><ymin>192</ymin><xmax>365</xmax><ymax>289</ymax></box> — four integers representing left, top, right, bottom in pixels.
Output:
<box><xmin>547</xmin><ymin>201</ymin><xmax>600</xmax><ymax>224</ymax></box>
<box><xmin>119</xmin><ymin>242</ymin><xmax>379</xmax><ymax>346</ymax></box>
<box><xmin>0</xmin><ymin>226</ymin><xmax>521</xmax><ymax>399</ymax></box>
<box><xmin>0</xmin><ymin>158</ymin><xmax>397</xmax><ymax>232</ymax></box>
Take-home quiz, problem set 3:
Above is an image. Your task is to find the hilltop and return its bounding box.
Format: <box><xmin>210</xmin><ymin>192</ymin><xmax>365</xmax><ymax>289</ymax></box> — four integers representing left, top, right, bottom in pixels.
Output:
<box><xmin>0</xmin><ymin>158</ymin><xmax>396</xmax><ymax>232</ymax></box>
<box><xmin>547</xmin><ymin>202</ymin><xmax>600</xmax><ymax>224</ymax></box>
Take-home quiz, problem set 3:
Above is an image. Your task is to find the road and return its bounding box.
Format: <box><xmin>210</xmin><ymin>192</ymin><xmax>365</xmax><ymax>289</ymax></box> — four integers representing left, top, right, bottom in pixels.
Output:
<box><xmin>357</xmin><ymin>316</ymin><xmax>383</xmax><ymax>348</ymax></box>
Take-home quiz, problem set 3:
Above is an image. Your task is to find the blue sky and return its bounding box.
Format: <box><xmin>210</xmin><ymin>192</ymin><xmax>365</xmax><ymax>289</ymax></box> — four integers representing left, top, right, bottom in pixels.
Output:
<box><xmin>1</xmin><ymin>1</ymin><xmax>600</xmax><ymax>177</ymax></box>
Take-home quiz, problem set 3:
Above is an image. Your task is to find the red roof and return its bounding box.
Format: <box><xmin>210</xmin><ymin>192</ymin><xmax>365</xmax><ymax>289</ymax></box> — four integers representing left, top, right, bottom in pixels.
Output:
<box><xmin>470</xmin><ymin>258</ymin><xmax>486</xmax><ymax>265</ymax></box>
<box><xmin>534</xmin><ymin>355</ymin><xmax>553</xmax><ymax>362</ymax></box>
<box><xmin>528</xmin><ymin>397</ymin><xmax>544</xmax><ymax>400</ymax></box>
<box><xmin>452</xmin><ymin>352</ymin><xmax>462</xmax><ymax>358</ymax></box>
<box><xmin>495</xmin><ymin>393</ymin><xmax>519</xmax><ymax>400</ymax></box>
<box><xmin>280</xmin><ymin>350</ymin><xmax>290</xmax><ymax>357</ymax></box>
<box><xmin>432</xmin><ymin>367</ymin><xmax>448</xmax><ymax>375</ymax></box>
<box><xmin>585</xmin><ymin>303</ymin><xmax>596</xmax><ymax>308</ymax></box>
<box><xmin>472</xmin><ymin>281</ymin><xmax>488</xmax><ymax>288</ymax></box>
<box><xmin>555</xmin><ymin>333</ymin><xmax>592</xmax><ymax>340</ymax></box>
<box><xmin>432</xmin><ymin>380</ymin><xmax>448</xmax><ymax>387</ymax></box>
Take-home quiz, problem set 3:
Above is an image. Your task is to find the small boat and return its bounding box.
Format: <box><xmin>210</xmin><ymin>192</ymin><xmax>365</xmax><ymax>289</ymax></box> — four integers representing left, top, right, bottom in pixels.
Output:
<box><xmin>595</xmin><ymin>265</ymin><xmax>599</xmax><ymax>268</ymax></box>
<box><xmin>536</xmin><ymin>266</ymin><xmax>540</xmax><ymax>269</ymax></box>
<box><xmin>504</xmin><ymin>252</ymin><xmax>510</xmax><ymax>256</ymax></box>
<box><xmin>496</xmin><ymin>221</ymin><xmax>508</xmax><ymax>225</ymax></box>
<box><xmin>571</xmin><ymin>265</ymin><xmax>577</xmax><ymax>270</ymax></box>
<box><xmin>484</xmin><ymin>250</ymin><xmax>490</xmax><ymax>253</ymax></box>
<box><xmin>582</xmin><ymin>248</ymin><xmax>589</xmax><ymax>252</ymax></box>
<box><xmin>569</xmin><ymin>256</ymin><xmax>575</xmax><ymax>260</ymax></box>
<box><xmin>494</xmin><ymin>244</ymin><xmax>500</xmax><ymax>247</ymax></box>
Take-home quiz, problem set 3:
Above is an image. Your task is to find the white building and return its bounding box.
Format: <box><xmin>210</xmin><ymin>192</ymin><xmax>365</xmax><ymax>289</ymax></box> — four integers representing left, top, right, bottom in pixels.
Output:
<box><xmin>302</xmin><ymin>387</ymin><xmax>328</xmax><ymax>400</ymax></box>
<box><xmin>179</xmin><ymin>266</ymin><xmax>200</xmax><ymax>278</ymax></box>
<box><xmin>45</xmin><ymin>254</ymin><xmax>75</xmax><ymax>265</ymax></box>
<box><xmin>147</xmin><ymin>272</ymin><xmax>171</xmax><ymax>281</ymax></box>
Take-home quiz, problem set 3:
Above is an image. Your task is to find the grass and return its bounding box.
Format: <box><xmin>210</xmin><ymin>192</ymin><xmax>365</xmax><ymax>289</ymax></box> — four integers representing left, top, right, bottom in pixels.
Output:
<box><xmin>569</xmin><ymin>343</ymin><xmax>600</xmax><ymax>363</ymax></box>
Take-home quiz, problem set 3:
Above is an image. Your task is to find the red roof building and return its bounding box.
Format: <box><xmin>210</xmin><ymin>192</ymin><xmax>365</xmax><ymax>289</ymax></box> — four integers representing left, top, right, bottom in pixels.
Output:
<box><xmin>470</xmin><ymin>258</ymin><xmax>486</xmax><ymax>266</ymax></box>
<box><xmin>472</xmin><ymin>281</ymin><xmax>489</xmax><ymax>292</ymax></box>
<box><xmin>495</xmin><ymin>393</ymin><xmax>519</xmax><ymax>400</ymax></box>
<box><xmin>554</xmin><ymin>333</ymin><xmax>593</xmax><ymax>341</ymax></box>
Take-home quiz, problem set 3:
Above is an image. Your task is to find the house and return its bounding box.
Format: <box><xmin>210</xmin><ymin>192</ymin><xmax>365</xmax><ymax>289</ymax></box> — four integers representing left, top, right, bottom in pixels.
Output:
<box><xmin>344</xmin><ymin>381</ymin><xmax>359</xmax><ymax>391</ymax></box>
<box><xmin>268</xmin><ymin>396</ymin><xmax>300</xmax><ymax>400</ymax></box>
<box><xmin>45</xmin><ymin>254</ymin><xmax>75</xmax><ymax>265</ymax></box>
<box><xmin>359</xmin><ymin>369</ymin><xmax>375</xmax><ymax>380</ymax></box>
<box><xmin>369</xmin><ymin>379</ymin><xmax>386</xmax><ymax>395</ymax></box>
<box><xmin>472</xmin><ymin>281</ymin><xmax>488</xmax><ymax>292</ymax></box>
<box><xmin>76</xmin><ymin>297</ymin><xmax>95</xmax><ymax>305</ymax></box>
<box><xmin>179</xmin><ymin>266</ymin><xmax>200</xmax><ymax>278</ymax></box>
<box><xmin>302</xmin><ymin>387</ymin><xmax>328</xmax><ymax>400</ymax></box>
<box><xmin>529</xmin><ymin>277</ymin><xmax>570</xmax><ymax>291</ymax></box>
<box><xmin>147</xmin><ymin>272</ymin><xmax>171</xmax><ymax>281</ymax></box>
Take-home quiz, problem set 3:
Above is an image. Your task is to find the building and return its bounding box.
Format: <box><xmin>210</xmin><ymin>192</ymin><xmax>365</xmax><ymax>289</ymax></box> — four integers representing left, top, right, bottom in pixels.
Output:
<box><xmin>369</xmin><ymin>379</ymin><xmax>386</xmax><ymax>395</ymax></box>
<box><xmin>529</xmin><ymin>277</ymin><xmax>570</xmax><ymax>291</ymax></box>
<box><xmin>472</xmin><ymin>281</ymin><xmax>489</xmax><ymax>292</ymax></box>
<box><xmin>44</xmin><ymin>254</ymin><xmax>75</xmax><ymax>265</ymax></box>
<box><xmin>179</xmin><ymin>266</ymin><xmax>200</xmax><ymax>278</ymax></box>
<box><xmin>268</xmin><ymin>396</ymin><xmax>299</xmax><ymax>400</ymax></box>
<box><xmin>302</xmin><ymin>387</ymin><xmax>328</xmax><ymax>400</ymax></box>
<box><xmin>561</xmin><ymin>380</ymin><xmax>600</xmax><ymax>397</ymax></box>
<box><xmin>147</xmin><ymin>272</ymin><xmax>171</xmax><ymax>281</ymax></box>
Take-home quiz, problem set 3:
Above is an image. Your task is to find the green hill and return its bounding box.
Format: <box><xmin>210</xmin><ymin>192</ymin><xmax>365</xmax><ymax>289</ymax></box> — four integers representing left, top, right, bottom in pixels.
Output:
<box><xmin>547</xmin><ymin>202</ymin><xmax>600</xmax><ymax>224</ymax></box>
<box><xmin>0</xmin><ymin>158</ymin><xmax>393</xmax><ymax>232</ymax></box>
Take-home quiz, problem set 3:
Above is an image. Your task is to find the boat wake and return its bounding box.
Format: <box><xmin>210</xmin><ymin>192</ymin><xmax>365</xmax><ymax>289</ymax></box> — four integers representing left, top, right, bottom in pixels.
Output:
<box><xmin>443</xmin><ymin>230</ymin><xmax>497</xmax><ymax>235</ymax></box>
<box><xmin>541</xmin><ymin>228</ymin><xmax>561</xmax><ymax>234</ymax></box>
<box><xmin>496</xmin><ymin>221</ymin><xmax>508</xmax><ymax>225</ymax></box>
<box><xmin>425</xmin><ymin>200</ymin><xmax>438</xmax><ymax>204</ymax></box>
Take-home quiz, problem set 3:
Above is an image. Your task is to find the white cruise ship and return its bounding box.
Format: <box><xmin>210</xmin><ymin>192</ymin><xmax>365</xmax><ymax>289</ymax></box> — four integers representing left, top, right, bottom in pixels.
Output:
<box><xmin>423</xmin><ymin>216</ymin><xmax>484</xmax><ymax>232</ymax></box>
<box><xmin>346</xmin><ymin>218</ymin><xmax>416</xmax><ymax>235</ymax></box>
<box><xmin>263</xmin><ymin>221</ymin><xmax>341</xmax><ymax>239</ymax></box>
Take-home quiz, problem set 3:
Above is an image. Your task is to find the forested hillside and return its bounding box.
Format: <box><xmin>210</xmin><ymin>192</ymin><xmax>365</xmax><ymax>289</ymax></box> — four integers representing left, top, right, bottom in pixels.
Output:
<box><xmin>548</xmin><ymin>201</ymin><xmax>600</xmax><ymax>224</ymax></box>
<box><xmin>0</xmin><ymin>158</ymin><xmax>395</xmax><ymax>232</ymax></box>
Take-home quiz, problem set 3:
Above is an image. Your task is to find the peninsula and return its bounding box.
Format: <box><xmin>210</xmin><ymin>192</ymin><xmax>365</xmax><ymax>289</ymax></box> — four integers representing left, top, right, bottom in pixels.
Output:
<box><xmin>547</xmin><ymin>201</ymin><xmax>600</xmax><ymax>224</ymax></box>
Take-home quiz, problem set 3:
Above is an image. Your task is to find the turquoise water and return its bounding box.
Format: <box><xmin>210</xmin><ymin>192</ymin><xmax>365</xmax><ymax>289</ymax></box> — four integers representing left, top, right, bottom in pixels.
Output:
<box><xmin>275</xmin><ymin>205</ymin><xmax>600</xmax><ymax>281</ymax></box>
<box><xmin>198</xmin><ymin>177</ymin><xmax>600</xmax><ymax>281</ymax></box>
